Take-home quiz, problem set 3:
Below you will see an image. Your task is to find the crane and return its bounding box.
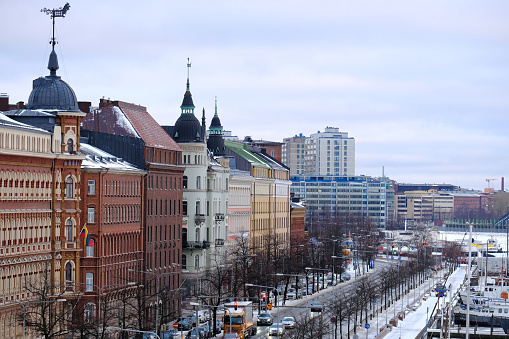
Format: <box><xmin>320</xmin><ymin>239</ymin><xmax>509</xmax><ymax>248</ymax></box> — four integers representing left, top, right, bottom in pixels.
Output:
<box><xmin>486</xmin><ymin>178</ymin><xmax>497</xmax><ymax>190</ymax></box>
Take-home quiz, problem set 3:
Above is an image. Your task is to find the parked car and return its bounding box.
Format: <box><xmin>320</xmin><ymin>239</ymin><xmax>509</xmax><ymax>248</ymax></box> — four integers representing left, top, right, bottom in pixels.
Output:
<box><xmin>186</xmin><ymin>329</ymin><xmax>205</xmax><ymax>339</ymax></box>
<box><xmin>310</xmin><ymin>301</ymin><xmax>323</xmax><ymax>312</ymax></box>
<box><xmin>223</xmin><ymin>333</ymin><xmax>240</xmax><ymax>339</ymax></box>
<box><xmin>257</xmin><ymin>313</ymin><xmax>273</xmax><ymax>326</ymax></box>
<box><xmin>198</xmin><ymin>310</ymin><xmax>210</xmax><ymax>322</ymax></box>
<box><xmin>269</xmin><ymin>323</ymin><xmax>285</xmax><ymax>336</ymax></box>
<box><xmin>176</xmin><ymin>317</ymin><xmax>192</xmax><ymax>331</ymax></box>
<box><xmin>197</xmin><ymin>326</ymin><xmax>212</xmax><ymax>339</ymax></box>
<box><xmin>282</xmin><ymin>316</ymin><xmax>296</xmax><ymax>329</ymax></box>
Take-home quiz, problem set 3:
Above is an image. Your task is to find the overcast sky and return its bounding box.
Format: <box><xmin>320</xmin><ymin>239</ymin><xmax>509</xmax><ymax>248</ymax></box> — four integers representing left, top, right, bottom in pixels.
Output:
<box><xmin>1</xmin><ymin>1</ymin><xmax>508</xmax><ymax>191</ymax></box>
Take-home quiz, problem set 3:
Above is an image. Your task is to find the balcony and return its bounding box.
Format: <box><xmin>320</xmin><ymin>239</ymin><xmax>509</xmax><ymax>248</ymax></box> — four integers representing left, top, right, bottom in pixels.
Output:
<box><xmin>215</xmin><ymin>239</ymin><xmax>225</xmax><ymax>247</ymax></box>
<box><xmin>215</xmin><ymin>213</ymin><xmax>225</xmax><ymax>221</ymax></box>
<box><xmin>183</xmin><ymin>241</ymin><xmax>211</xmax><ymax>250</ymax></box>
<box><xmin>195</xmin><ymin>214</ymin><xmax>206</xmax><ymax>225</ymax></box>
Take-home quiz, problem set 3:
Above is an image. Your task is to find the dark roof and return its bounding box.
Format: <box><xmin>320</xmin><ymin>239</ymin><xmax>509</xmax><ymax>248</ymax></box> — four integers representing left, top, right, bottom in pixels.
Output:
<box><xmin>181</xmin><ymin>90</ymin><xmax>195</xmax><ymax>108</ymax></box>
<box><xmin>173</xmin><ymin>113</ymin><xmax>203</xmax><ymax>142</ymax></box>
<box><xmin>25</xmin><ymin>49</ymin><xmax>80</xmax><ymax>112</ymax></box>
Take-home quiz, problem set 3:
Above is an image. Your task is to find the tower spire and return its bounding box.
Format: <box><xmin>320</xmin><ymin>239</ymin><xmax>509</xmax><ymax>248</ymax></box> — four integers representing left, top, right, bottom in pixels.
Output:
<box><xmin>186</xmin><ymin>58</ymin><xmax>192</xmax><ymax>91</ymax></box>
<box><xmin>214</xmin><ymin>96</ymin><xmax>218</xmax><ymax>117</ymax></box>
<box><xmin>41</xmin><ymin>3</ymin><xmax>70</xmax><ymax>76</ymax></box>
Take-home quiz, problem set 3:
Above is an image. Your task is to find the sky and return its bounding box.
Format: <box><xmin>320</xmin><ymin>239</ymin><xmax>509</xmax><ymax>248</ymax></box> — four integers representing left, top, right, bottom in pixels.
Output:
<box><xmin>1</xmin><ymin>1</ymin><xmax>509</xmax><ymax>191</ymax></box>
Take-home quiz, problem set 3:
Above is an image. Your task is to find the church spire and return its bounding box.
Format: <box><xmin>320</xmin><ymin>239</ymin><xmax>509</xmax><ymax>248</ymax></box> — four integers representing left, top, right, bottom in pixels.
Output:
<box><xmin>180</xmin><ymin>58</ymin><xmax>195</xmax><ymax>114</ymax></box>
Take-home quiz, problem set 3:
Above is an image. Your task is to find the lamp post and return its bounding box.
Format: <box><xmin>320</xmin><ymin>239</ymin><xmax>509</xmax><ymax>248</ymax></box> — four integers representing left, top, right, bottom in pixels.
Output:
<box><xmin>0</xmin><ymin>297</ymin><xmax>66</xmax><ymax>339</ymax></box>
<box><xmin>107</xmin><ymin>326</ymin><xmax>160</xmax><ymax>339</ymax></box>
<box><xmin>246</xmin><ymin>283</ymin><xmax>280</xmax><ymax>325</ymax></box>
<box><xmin>129</xmin><ymin>267</ymin><xmax>180</xmax><ymax>334</ymax></box>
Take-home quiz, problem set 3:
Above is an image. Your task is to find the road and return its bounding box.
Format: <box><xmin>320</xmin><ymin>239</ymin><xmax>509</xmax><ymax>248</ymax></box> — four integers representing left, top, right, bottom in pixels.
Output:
<box><xmin>251</xmin><ymin>259</ymin><xmax>394</xmax><ymax>338</ymax></box>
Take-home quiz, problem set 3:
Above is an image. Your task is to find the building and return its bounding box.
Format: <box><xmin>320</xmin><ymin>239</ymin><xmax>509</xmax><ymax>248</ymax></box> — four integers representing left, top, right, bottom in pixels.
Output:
<box><xmin>290</xmin><ymin>175</ymin><xmax>389</xmax><ymax>229</ymax></box>
<box><xmin>224</xmin><ymin>140</ymin><xmax>291</xmax><ymax>251</ymax></box>
<box><xmin>304</xmin><ymin>127</ymin><xmax>355</xmax><ymax>176</ymax></box>
<box><xmin>282</xmin><ymin>134</ymin><xmax>306</xmax><ymax>176</ymax></box>
<box><xmin>78</xmin><ymin>143</ymin><xmax>145</xmax><ymax>326</ymax></box>
<box><xmin>243</xmin><ymin>137</ymin><xmax>283</xmax><ymax>162</ymax></box>
<box><xmin>0</xmin><ymin>39</ymin><xmax>86</xmax><ymax>337</ymax></box>
<box><xmin>162</xmin><ymin>64</ymin><xmax>229</xmax><ymax>296</ymax></box>
<box><xmin>81</xmin><ymin>98</ymin><xmax>184</xmax><ymax>324</ymax></box>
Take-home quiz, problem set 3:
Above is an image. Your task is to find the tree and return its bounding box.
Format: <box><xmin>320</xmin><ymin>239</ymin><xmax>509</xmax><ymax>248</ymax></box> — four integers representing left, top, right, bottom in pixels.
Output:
<box><xmin>21</xmin><ymin>264</ymin><xmax>80</xmax><ymax>339</ymax></box>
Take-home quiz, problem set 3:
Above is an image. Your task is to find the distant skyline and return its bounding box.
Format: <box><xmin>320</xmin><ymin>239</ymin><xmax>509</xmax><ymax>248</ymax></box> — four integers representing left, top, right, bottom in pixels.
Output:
<box><xmin>1</xmin><ymin>1</ymin><xmax>508</xmax><ymax>191</ymax></box>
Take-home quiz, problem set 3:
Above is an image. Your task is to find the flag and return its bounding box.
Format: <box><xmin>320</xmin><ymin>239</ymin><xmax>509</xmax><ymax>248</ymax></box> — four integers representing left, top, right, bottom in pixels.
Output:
<box><xmin>80</xmin><ymin>225</ymin><xmax>92</xmax><ymax>246</ymax></box>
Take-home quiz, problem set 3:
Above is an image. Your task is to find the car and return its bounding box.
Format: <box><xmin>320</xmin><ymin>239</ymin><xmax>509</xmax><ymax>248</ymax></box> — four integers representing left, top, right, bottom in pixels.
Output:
<box><xmin>310</xmin><ymin>301</ymin><xmax>323</xmax><ymax>312</ymax></box>
<box><xmin>197</xmin><ymin>326</ymin><xmax>212</xmax><ymax>339</ymax></box>
<box><xmin>257</xmin><ymin>313</ymin><xmax>273</xmax><ymax>326</ymax></box>
<box><xmin>282</xmin><ymin>316</ymin><xmax>296</xmax><ymax>329</ymax></box>
<box><xmin>176</xmin><ymin>317</ymin><xmax>192</xmax><ymax>331</ymax></box>
<box><xmin>269</xmin><ymin>323</ymin><xmax>285</xmax><ymax>336</ymax></box>
<box><xmin>223</xmin><ymin>333</ymin><xmax>240</xmax><ymax>339</ymax></box>
<box><xmin>186</xmin><ymin>329</ymin><xmax>205</xmax><ymax>339</ymax></box>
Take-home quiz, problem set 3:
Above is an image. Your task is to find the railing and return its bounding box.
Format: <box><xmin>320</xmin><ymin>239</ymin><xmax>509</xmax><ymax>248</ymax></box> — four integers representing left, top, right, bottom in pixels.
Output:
<box><xmin>195</xmin><ymin>214</ymin><xmax>206</xmax><ymax>224</ymax></box>
<box><xmin>183</xmin><ymin>241</ymin><xmax>211</xmax><ymax>249</ymax></box>
<box><xmin>215</xmin><ymin>213</ymin><xmax>225</xmax><ymax>221</ymax></box>
<box><xmin>215</xmin><ymin>239</ymin><xmax>224</xmax><ymax>247</ymax></box>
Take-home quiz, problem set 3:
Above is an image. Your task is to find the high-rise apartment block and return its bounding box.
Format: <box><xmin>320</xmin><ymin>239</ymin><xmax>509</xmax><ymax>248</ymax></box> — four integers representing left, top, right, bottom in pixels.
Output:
<box><xmin>282</xmin><ymin>127</ymin><xmax>355</xmax><ymax>177</ymax></box>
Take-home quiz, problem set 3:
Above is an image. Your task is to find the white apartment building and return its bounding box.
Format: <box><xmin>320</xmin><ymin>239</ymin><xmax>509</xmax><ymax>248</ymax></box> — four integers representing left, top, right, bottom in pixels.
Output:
<box><xmin>304</xmin><ymin>127</ymin><xmax>355</xmax><ymax>176</ymax></box>
<box><xmin>282</xmin><ymin>134</ymin><xmax>306</xmax><ymax>176</ymax></box>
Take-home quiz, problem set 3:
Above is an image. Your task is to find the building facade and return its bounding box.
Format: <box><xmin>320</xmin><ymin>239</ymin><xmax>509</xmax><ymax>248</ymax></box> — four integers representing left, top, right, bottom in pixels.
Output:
<box><xmin>282</xmin><ymin>134</ymin><xmax>306</xmax><ymax>176</ymax></box>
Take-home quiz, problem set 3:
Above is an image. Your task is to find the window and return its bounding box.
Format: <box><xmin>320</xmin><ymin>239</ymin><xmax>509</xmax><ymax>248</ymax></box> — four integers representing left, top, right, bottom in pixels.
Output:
<box><xmin>65</xmin><ymin>219</ymin><xmax>73</xmax><ymax>241</ymax></box>
<box><xmin>88</xmin><ymin>180</ymin><xmax>95</xmax><ymax>195</ymax></box>
<box><xmin>183</xmin><ymin>201</ymin><xmax>188</xmax><ymax>216</ymax></box>
<box><xmin>67</xmin><ymin>138</ymin><xmax>74</xmax><ymax>153</ymax></box>
<box><xmin>65</xmin><ymin>262</ymin><xmax>72</xmax><ymax>283</ymax></box>
<box><xmin>183</xmin><ymin>176</ymin><xmax>188</xmax><ymax>189</ymax></box>
<box><xmin>88</xmin><ymin>207</ymin><xmax>95</xmax><ymax>223</ymax></box>
<box><xmin>196</xmin><ymin>176</ymin><xmax>201</xmax><ymax>189</ymax></box>
<box><xmin>196</xmin><ymin>200</ymin><xmax>201</xmax><ymax>215</ymax></box>
<box><xmin>225</xmin><ymin>179</ymin><xmax>228</xmax><ymax>190</ymax></box>
<box><xmin>84</xmin><ymin>304</ymin><xmax>95</xmax><ymax>324</ymax></box>
<box><xmin>86</xmin><ymin>273</ymin><xmax>94</xmax><ymax>291</ymax></box>
<box><xmin>65</xmin><ymin>177</ymin><xmax>73</xmax><ymax>198</ymax></box>
<box><xmin>182</xmin><ymin>254</ymin><xmax>187</xmax><ymax>270</ymax></box>
<box><xmin>194</xmin><ymin>254</ymin><xmax>200</xmax><ymax>271</ymax></box>
<box><xmin>86</xmin><ymin>239</ymin><xmax>94</xmax><ymax>257</ymax></box>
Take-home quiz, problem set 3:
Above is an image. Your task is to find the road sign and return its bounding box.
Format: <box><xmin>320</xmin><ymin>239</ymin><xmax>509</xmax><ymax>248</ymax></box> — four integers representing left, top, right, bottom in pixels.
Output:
<box><xmin>173</xmin><ymin>323</ymin><xmax>178</xmax><ymax>329</ymax></box>
<box><xmin>330</xmin><ymin>317</ymin><xmax>336</xmax><ymax>323</ymax></box>
<box><xmin>267</xmin><ymin>303</ymin><xmax>273</xmax><ymax>310</ymax></box>
<box><xmin>365</xmin><ymin>323</ymin><xmax>370</xmax><ymax>329</ymax></box>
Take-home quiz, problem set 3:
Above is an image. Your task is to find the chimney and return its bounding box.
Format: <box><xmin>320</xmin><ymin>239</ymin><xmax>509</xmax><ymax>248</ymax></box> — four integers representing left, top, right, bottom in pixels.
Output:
<box><xmin>78</xmin><ymin>101</ymin><xmax>92</xmax><ymax>113</ymax></box>
<box><xmin>16</xmin><ymin>101</ymin><xmax>24</xmax><ymax>109</ymax></box>
<box><xmin>0</xmin><ymin>93</ymin><xmax>8</xmax><ymax>111</ymax></box>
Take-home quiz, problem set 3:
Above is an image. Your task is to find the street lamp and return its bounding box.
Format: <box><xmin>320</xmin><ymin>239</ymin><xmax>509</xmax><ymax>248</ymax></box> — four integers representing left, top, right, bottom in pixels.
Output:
<box><xmin>245</xmin><ymin>283</ymin><xmax>280</xmax><ymax>325</ymax></box>
<box><xmin>0</xmin><ymin>297</ymin><xmax>66</xmax><ymax>339</ymax></box>
<box><xmin>129</xmin><ymin>268</ymin><xmax>181</xmax><ymax>334</ymax></box>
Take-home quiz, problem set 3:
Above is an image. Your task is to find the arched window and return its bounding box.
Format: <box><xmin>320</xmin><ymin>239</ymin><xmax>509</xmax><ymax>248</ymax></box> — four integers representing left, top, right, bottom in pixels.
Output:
<box><xmin>183</xmin><ymin>176</ymin><xmax>188</xmax><ymax>189</ymax></box>
<box><xmin>65</xmin><ymin>262</ymin><xmax>72</xmax><ymax>286</ymax></box>
<box><xmin>67</xmin><ymin>139</ymin><xmax>74</xmax><ymax>153</ymax></box>
<box><xmin>194</xmin><ymin>255</ymin><xmax>200</xmax><ymax>271</ymax></box>
<box><xmin>195</xmin><ymin>200</ymin><xmax>201</xmax><ymax>215</ymax></box>
<box><xmin>65</xmin><ymin>219</ymin><xmax>73</xmax><ymax>242</ymax></box>
<box><xmin>86</xmin><ymin>239</ymin><xmax>94</xmax><ymax>257</ymax></box>
<box><xmin>195</xmin><ymin>228</ymin><xmax>200</xmax><ymax>242</ymax></box>
<box><xmin>84</xmin><ymin>303</ymin><xmax>95</xmax><ymax>324</ymax></box>
<box><xmin>85</xmin><ymin>273</ymin><xmax>94</xmax><ymax>291</ymax></box>
<box><xmin>65</xmin><ymin>177</ymin><xmax>74</xmax><ymax>198</ymax></box>
<box><xmin>196</xmin><ymin>176</ymin><xmax>201</xmax><ymax>189</ymax></box>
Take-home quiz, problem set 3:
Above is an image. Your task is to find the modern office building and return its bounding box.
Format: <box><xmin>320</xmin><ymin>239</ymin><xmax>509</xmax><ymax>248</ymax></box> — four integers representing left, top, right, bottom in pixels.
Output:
<box><xmin>290</xmin><ymin>175</ymin><xmax>390</xmax><ymax>229</ymax></box>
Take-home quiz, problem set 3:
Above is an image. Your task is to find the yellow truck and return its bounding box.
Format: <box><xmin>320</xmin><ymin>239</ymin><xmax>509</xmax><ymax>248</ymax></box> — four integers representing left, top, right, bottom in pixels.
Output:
<box><xmin>223</xmin><ymin>301</ymin><xmax>255</xmax><ymax>339</ymax></box>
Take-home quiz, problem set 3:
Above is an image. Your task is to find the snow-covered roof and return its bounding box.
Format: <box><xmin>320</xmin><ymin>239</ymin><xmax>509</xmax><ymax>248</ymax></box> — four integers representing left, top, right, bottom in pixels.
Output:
<box><xmin>111</xmin><ymin>106</ymin><xmax>140</xmax><ymax>138</ymax></box>
<box><xmin>80</xmin><ymin>143</ymin><xmax>144</xmax><ymax>173</ymax></box>
<box><xmin>0</xmin><ymin>112</ymin><xmax>51</xmax><ymax>134</ymax></box>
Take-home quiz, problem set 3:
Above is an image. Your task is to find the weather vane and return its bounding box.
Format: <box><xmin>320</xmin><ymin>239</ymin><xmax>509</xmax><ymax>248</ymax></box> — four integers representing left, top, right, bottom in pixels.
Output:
<box><xmin>41</xmin><ymin>3</ymin><xmax>71</xmax><ymax>48</ymax></box>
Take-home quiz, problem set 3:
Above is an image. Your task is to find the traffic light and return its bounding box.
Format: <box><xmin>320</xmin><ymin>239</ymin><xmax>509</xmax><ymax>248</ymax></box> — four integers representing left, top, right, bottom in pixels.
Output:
<box><xmin>262</xmin><ymin>294</ymin><xmax>266</xmax><ymax>303</ymax></box>
<box><xmin>234</xmin><ymin>302</ymin><xmax>238</xmax><ymax>310</ymax></box>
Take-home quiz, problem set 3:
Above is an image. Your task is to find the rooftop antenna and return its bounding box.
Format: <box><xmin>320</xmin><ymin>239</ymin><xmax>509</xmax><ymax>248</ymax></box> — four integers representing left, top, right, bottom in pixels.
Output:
<box><xmin>215</xmin><ymin>96</ymin><xmax>218</xmax><ymax>116</ymax></box>
<box><xmin>41</xmin><ymin>3</ymin><xmax>71</xmax><ymax>50</ymax></box>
